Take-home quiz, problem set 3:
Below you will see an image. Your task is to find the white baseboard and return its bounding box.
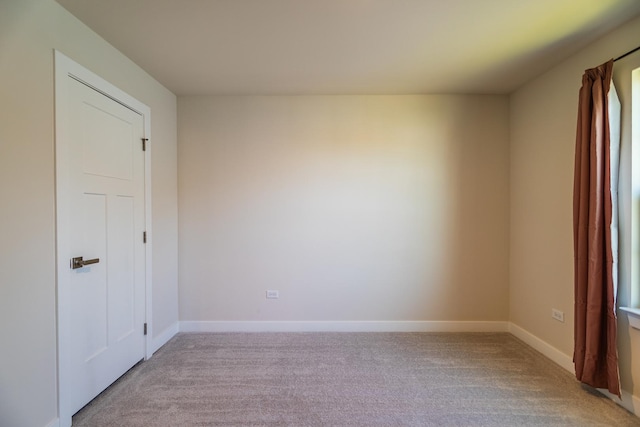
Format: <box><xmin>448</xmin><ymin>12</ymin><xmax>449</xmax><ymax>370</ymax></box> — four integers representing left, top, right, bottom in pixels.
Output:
<box><xmin>599</xmin><ymin>387</ymin><xmax>640</xmax><ymax>415</ymax></box>
<box><xmin>44</xmin><ymin>417</ymin><xmax>60</xmax><ymax>427</ymax></box>
<box><xmin>179</xmin><ymin>320</ymin><xmax>509</xmax><ymax>333</ymax></box>
<box><xmin>150</xmin><ymin>321</ymin><xmax>179</xmax><ymax>355</ymax></box>
<box><xmin>507</xmin><ymin>322</ymin><xmax>574</xmax><ymax>372</ymax></box>
<box><xmin>508</xmin><ymin>322</ymin><xmax>639</xmax><ymax>417</ymax></box>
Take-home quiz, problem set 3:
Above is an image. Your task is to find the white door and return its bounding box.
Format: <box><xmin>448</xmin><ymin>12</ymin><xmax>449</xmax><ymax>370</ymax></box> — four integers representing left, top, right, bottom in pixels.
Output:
<box><xmin>56</xmin><ymin>53</ymin><xmax>148</xmax><ymax>425</ymax></box>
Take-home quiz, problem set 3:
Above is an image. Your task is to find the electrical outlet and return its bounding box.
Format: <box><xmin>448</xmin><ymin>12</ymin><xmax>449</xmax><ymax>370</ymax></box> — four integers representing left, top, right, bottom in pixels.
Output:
<box><xmin>266</xmin><ymin>290</ymin><xmax>279</xmax><ymax>299</ymax></box>
<box><xmin>551</xmin><ymin>308</ymin><xmax>564</xmax><ymax>323</ymax></box>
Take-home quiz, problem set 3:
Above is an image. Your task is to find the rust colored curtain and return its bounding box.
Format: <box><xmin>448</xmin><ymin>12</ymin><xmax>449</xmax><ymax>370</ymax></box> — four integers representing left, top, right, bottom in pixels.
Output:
<box><xmin>573</xmin><ymin>59</ymin><xmax>621</xmax><ymax>397</ymax></box>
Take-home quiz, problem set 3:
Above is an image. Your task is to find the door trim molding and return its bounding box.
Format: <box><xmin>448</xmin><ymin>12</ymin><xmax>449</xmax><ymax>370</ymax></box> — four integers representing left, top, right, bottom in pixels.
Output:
<box><xmin>54</xmin><ymin>50</ymin><xmax>153</xmax><ymax>427</ymax></box>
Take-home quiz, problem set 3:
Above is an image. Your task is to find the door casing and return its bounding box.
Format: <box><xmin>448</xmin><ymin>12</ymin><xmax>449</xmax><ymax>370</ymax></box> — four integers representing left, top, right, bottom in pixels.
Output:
<box><xmin>54</xmin><ymin>50</ymin><xmax>153</xmax><ymax>427</ymax></box>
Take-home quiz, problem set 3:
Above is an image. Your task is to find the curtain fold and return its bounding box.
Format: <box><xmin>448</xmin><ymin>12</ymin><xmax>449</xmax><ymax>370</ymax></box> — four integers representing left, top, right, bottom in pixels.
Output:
<box><xmin>573</xmin><ymin>59</ymin><xmax>620</xmax><ymax>397</ymax></box>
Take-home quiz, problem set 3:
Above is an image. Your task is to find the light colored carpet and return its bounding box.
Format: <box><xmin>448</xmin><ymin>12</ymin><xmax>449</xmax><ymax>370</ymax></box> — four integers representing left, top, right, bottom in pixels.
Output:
<box><xmin>73</xmin><ymin>332</ymin><xmax>640</xmax><ymax>426</ymax></box>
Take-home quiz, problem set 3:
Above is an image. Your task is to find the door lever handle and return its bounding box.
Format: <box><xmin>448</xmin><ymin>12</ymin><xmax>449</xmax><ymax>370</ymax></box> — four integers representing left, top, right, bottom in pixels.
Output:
<box><xmin>71</xmin><ymin>256</ymin><xmax>100</xmax><ymax>270</ymax></box>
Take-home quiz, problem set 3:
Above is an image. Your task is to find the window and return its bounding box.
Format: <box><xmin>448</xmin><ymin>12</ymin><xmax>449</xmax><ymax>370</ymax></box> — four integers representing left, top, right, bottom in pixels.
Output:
<box><xmin>621</xmin><ymin>66</ymin><xmax>640</xmax><ymax>327</ymax></box>
<box><xmin>631</xmin><ymin>67</ymin><xmax>640</xmax><ymax>308</ymax></box>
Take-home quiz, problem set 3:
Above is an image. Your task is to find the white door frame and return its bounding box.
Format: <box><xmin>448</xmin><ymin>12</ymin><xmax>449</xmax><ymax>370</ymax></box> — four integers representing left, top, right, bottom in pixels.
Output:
<box><xmin>54</xmin><ymin>50</ymin><xmax>153</xmax><ymax>427</ymax></box>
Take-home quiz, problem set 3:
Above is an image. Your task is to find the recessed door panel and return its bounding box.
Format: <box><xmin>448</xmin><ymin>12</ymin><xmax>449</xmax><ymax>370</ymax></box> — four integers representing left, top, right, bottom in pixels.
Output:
<box><xmin>81</xmin><ymin>100</ymin><xmax>134</xmax><ymax>181</ymax></box>
<box><xmin>109</xmin><ymin>195</ymin><xmax>136</xmax><ymax>342</ymax></box>
<box><xmin>72</xmin><ymin>192</ymin><xmax>108</xmax><ymax>362</ymax></box>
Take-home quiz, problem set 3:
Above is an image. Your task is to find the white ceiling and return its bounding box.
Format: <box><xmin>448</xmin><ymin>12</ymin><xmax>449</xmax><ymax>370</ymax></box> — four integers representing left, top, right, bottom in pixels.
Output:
<box><xmin>55</xmin><ymin>0</ymin><xmax>640</xmax><ymax>96</ymax></box>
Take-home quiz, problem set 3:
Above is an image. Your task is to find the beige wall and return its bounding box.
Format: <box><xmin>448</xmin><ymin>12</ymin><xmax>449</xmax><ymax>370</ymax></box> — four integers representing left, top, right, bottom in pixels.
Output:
<box><xmin>510</xmin><ymin>14</ymin><xmax>640</xmax><ymax>403</ymax></box>
<box><xmin>0</xmin><ymin>1</ymin><xmax>178</xmax><ymax>426</ymax></box>
<box><xmin>178</xmin><ymin>95</ymin><xmax>510</xmax><ymax>323</ymax></box>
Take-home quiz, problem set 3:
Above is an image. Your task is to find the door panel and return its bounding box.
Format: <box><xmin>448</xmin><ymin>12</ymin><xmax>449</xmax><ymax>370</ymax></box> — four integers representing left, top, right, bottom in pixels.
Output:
<box><xmin>109</xmin><ymin>195</ymin><xmax>136</xmax><ymax>342</ymax></box>
<box><xmin>82</xmin><ymin>100</ymin><xmax>135</xmax><ymax>180</ymax></box>
<box><xmin>75</xmin><ymin>192</ymin><xmax>108</xmax><ymax>362</ymax></box>
<box><xmin>65</xmin><ymin>77</ymin><xmax>145</xmax><ymax>416</ymax></box>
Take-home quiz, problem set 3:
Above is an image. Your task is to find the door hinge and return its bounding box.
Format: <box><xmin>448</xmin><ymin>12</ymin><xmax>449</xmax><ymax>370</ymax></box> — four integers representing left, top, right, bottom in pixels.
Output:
<box><xmin>142</xmin><ymin>138</ymin><xmax>149</xmax><ymax>151</ymax></box>
<box><xmin>144</xmin><ymin>323</ymin><xmax>148</xmax><ymax>336</ymax></box>
<box><xmin>143</xmin><ymin>231</ymin><xmax>147</xmax><ymax>243</ymax></box>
